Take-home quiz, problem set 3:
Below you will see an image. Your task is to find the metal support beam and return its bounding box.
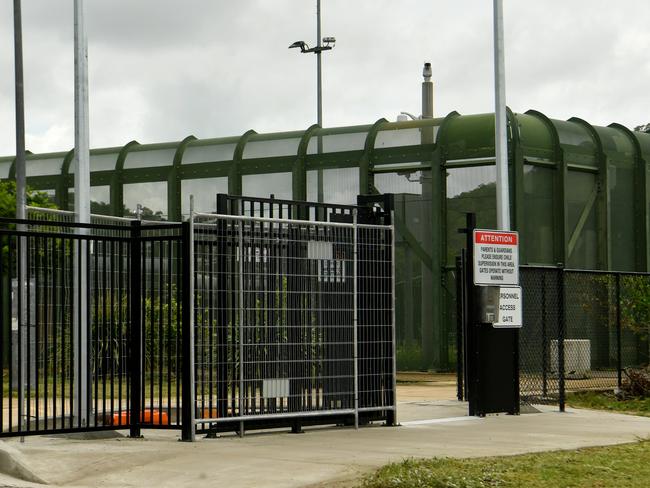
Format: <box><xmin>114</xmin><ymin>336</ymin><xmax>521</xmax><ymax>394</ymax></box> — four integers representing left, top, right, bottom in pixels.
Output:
<box><xmin>168</xmin><ymin>136</ymin><xmax>196</xmax><ymax>221</ymax></box>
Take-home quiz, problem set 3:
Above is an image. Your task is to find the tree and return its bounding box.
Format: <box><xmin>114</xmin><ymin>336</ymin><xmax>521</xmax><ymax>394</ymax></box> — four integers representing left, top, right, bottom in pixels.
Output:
<box><xmin>0</xmin><ymin>180</ymin><xmax>57</xmax><ymax>219</ymax></box>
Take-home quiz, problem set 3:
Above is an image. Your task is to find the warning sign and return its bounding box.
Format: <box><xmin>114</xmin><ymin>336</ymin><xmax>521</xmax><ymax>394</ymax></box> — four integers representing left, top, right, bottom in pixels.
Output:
<box><xmin>493</xmin><ymin>286</ymin><xmax>522</xmax><ymax>328</ymax></box>
<box><xmin>473</xmin><ymin>229</ymin><xmax>519</xmax><ymax>286</ymax></box>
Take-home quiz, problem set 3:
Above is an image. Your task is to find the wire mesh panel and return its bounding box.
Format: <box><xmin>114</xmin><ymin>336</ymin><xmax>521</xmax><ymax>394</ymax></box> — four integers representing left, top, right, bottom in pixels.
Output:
<box><xmin>518</xmin><ymin>267</ymin><xmax>650</xmax><ymax>409</ymax></box>
<box><xmin>357</xmin><ymin>225</ymin><xmax>395</xmax><ymax>419</ymax></box>
<box><xmin>191</xmin><ymin>212</ymin><xmax>395</xmax><ymax>433</ymax></box>
<box><xmin>619</xmin><ymin>274</ymin><xmax>650</xmax><ymax>370</ymax></box>
<box><xmin>519</xmin><ymin>267</ymin><xmax>562</xmax><ymax>405</ymax></box>
<box><xmin>564</xmin><ymin>271</ymin><xmax>618</xmax><ymax>391</ymax></box>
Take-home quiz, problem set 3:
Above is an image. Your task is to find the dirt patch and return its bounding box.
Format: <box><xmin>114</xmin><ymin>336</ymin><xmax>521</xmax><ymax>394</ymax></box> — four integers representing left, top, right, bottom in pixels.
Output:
<box><xmin>396</xmin><ymin>372</ymin><xmax>457</xmax><ymax>402</ymax></box>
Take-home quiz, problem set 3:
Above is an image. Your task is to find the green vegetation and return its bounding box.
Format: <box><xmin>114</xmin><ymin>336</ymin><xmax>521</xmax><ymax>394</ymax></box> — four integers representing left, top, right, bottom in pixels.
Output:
<box><xmin>567</xmin><ymin>391</ymin><xmax>650</xmax><ymax>417</ymax></box>
<box><xmin>0</xmin><ymin>180</ymin><xmax>56</xmax><ymax>219</ymax></box>
<box><xmin>359</xmin><ymin>440</ymin><xmax>650</xmax><ymax>488</ymax></box>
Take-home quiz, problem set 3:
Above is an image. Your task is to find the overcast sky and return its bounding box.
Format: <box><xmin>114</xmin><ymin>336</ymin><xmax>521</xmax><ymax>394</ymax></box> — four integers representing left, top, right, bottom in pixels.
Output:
<box><xmin>1</xmin><ymin>0</ymin><xmax>649</xmax><ymax>157</ymax></box>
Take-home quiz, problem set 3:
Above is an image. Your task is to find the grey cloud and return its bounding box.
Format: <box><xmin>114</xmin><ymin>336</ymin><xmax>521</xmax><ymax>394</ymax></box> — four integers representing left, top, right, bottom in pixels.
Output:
<box><xmin>1</xmin><ymin>0</ymin><xmax>649</xmax><ymax>157</ymax></box>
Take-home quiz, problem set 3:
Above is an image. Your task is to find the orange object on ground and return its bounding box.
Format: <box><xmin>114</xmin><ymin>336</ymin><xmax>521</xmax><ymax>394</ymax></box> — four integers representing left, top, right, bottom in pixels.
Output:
<box><xmin>111</xmin><ymin>409</ymin><xmax>170</xmax><ymax>426</ymax></box>
<box><xmin>201</xmin><ymin>408</ymin><xmax>219</xmax><ymax>420</ymax></box>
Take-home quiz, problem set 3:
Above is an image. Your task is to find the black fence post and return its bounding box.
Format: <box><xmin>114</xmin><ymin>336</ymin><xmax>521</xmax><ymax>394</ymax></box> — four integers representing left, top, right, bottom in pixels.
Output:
<box><xmin>129</xmin><ymin>221</ymin><xmax>142</xmax><ymax>438</ymax></box>
<box><xmin>455</xmin><ymin>254</ymin><xmax>464</xmax><ymax>401</ymax></box>
<box><xmin>616</xmin><ymin>274</ymin><xmax>622</xmax><ymax>389</ymax></box>
<box><xmin>558</xmin><ymin>268</ymin><xmax>566</xmax><ymax>413</ymax></box>
<box><xmin>541</xmin><ymin>272</ymin><xmax>548</xmax><ymax>398</ymax></box>
<box><xmin>181</xmin><ymin>221</ymin><xmax>195</xmax><ymax>441</ymax></box>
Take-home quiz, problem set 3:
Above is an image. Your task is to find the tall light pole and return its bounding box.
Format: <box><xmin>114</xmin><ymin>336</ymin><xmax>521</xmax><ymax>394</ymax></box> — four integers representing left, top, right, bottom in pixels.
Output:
<box><xmin>13</xmin><ymin>0</ymin><xmax>25</xmax><ymax>222</ymax></box>
<box><xmin>289</xmin><ymin>0</ymin><xmax>336</xmax><ymax>202</ymax></box>
<box><xmin>13</xmin><ymin>0</ymin><xmax>28</xmax><ymax>433</ymax></box>
<box><xmin>73</xmin><ymin>0</ymin><xmax>90</xmax><ymax>427</ymax></box>
<box><xmin>493</xmin><ymin>0</ymin><xmax>510</xmax><ymax>230</ymax></box>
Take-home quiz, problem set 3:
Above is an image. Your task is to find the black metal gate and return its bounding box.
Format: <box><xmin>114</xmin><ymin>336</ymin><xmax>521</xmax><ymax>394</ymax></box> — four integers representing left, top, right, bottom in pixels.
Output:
<box><xmin>0</xmin><ymin>218</ymin><xmax>192</xmax><ymax>439</ymax></box>
<box><xmin>1</xmin><ymin>194</ymin><xmax>395</xmax><ymax>440</ymax></box>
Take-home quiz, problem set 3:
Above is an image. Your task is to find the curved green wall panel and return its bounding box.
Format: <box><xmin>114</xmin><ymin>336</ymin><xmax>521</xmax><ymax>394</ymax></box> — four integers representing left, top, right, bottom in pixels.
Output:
<box><xmin>3</xmin><ymin>110</ymin><xmax>649</xmax><ymax>371</ymax></box>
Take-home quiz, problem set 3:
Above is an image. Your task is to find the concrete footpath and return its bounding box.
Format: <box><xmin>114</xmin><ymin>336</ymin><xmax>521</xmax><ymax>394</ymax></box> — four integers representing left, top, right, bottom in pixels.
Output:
<box><xmin>1</xmin><ymin>390</ymin><xmax>650</xmax><ymax>487</ymax></box>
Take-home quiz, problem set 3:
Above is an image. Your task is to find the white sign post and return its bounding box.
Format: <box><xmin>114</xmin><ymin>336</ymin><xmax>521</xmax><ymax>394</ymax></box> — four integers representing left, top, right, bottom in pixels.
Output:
<box><xmin>473</xmin><ymin>230</ymin><xmax>519</xmax><ymax>286</ymax></box>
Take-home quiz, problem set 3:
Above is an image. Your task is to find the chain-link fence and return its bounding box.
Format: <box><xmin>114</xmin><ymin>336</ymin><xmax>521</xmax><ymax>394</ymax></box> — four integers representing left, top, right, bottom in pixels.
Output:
<box><xmin>520</xmin><ymin>267</ymin><xmax>650</xmax><ymax>409</ymax></box>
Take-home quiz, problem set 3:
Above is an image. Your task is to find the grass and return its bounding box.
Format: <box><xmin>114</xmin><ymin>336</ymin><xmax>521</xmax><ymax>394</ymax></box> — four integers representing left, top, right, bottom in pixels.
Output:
<box><xmin>359</xmin><ymin>439</ymin><xmax>650</xmax><ymax>488</ymax></box>
<box><xmin>566</xmin><ymin>390</ymin><xmax>650</xmax><ymax>417</ymax></box>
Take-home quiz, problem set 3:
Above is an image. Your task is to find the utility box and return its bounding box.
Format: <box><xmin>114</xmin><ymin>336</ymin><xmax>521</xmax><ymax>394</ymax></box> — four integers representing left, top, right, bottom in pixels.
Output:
<box><xmin>551</xmin><ymin>339</ymin><xmax>591</xmax><ymax>379</ymax></box>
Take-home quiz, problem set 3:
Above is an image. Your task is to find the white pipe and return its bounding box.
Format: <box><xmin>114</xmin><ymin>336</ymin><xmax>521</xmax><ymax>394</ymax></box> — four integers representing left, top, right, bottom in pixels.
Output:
<box><xmin>73</xmin><ymin>0</ymin><xmax>89</xmax><ymax>427</ymax></box>
<box><xmin>493</xmin><ymin>0</ymin><xmax>510</xmax><ymax>231</ymax></box>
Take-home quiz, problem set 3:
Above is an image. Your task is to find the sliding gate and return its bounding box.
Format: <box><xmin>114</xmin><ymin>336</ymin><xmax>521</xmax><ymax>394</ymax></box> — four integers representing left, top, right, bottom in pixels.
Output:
<box><xmin>191</xmin><ymin>195</ymin><xmax>396</xmax><ymax>435</ymax></box>
<box><xmin>1</xmin><ymin>195</ymin><xmax>395</xmax><ymax>440</ymax></box>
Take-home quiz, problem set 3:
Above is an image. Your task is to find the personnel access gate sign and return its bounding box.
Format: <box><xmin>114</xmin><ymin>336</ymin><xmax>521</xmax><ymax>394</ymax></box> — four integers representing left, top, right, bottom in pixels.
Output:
<box><xmin>473</xmin><ymin>230</ymin><xmax>519</xmax><ymax>286</ymax></box>
<box><xmin>473</xmin><ymin>229</ymin><xmax>522</xmax><ymax>328</ymax></box>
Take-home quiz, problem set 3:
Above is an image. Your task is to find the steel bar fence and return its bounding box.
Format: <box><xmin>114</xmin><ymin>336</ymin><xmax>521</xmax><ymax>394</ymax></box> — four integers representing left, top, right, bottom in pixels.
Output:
<box><xmin>1</xmin><ymin>199</ymin><xmax>394</xmax><ymax>439</ymax></box>
<box><xmin>0</xmin><ymin>217</ymin><xmax>187</xmax><ymax>438</ymax></box>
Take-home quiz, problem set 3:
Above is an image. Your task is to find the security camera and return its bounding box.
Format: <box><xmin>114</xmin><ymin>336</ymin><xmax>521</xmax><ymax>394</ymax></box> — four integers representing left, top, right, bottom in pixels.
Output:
<box><xmin>322</xmin><ymin>36</ymin><xmax>336</xmax><ymax>44</ymax></box>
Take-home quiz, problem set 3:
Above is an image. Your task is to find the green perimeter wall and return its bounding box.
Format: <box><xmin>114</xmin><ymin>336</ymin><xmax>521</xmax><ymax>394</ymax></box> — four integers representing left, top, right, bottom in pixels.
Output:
<box><xmin>2</xmin><ymin>110</ymin><xmax>650</xmax><ymax>371</ymax></box>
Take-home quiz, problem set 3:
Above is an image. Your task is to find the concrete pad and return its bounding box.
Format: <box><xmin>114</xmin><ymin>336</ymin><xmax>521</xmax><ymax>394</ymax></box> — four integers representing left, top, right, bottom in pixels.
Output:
<box><xmin>0</xmin><ymin>402</ymin><xmax>649</xmax><ymax>488</ymax></box>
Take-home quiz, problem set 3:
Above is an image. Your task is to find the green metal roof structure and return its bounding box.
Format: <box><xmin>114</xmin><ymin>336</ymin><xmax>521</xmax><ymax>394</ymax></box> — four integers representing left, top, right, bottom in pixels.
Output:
<box><xmin>2</xmin><ymin>109</ymin><xmax>650</xmax><ymax>370</ymax></box>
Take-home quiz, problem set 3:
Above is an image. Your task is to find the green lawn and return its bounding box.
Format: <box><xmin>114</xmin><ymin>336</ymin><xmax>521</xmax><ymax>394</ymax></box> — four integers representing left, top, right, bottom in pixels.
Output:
<box><xmin>567</xmin><ymin>391</ymin><xmax>650</xmax><ymax>417</ymax></box>
<box><xmin>359</xmin><ymin>440</ymin><xmax>650</xmax><ymax>488</ymax></box>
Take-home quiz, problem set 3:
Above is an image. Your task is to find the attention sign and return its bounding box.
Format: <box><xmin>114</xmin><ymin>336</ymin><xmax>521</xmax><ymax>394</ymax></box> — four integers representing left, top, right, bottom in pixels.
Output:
<box><xmin>473</xmin><ymin>230</ymin><xmax>519</xmax><ymax>286</ymax></box>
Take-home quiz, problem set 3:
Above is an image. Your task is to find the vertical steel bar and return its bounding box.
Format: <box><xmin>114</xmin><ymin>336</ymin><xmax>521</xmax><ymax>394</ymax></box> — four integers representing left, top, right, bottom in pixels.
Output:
<box><xmin>238</xmin><ymin>218</ymin><xmax>245</xmax><ymax>436</ymax></box>
<box><xmin>17</xmin><ymin>236</ymin><xmax>24</xmax><ymax>431</ymax></box>
<box><xmin>0</xmin><ymin>234</ymin><xmax>4</xmax><ymax>432</ymax></box>
<box><xmin>616</xmin><ymin>274</ymin><xmax>622</xmax><ymax>389</ymax></box>
<box><xmin>129</xmin><ymin>221</ymin><xmax>142</xmax><ymax>437</ymax></box>
<box><xmin>390</xmin><ymin>223</ymin><xmax>397</xmax><ymax>425</ymax></box>
<box><xmin>542</xmin><ymin>272</ymin><xmax>548</xmax><ymax>398</ymax></box>
<box><xmin>558</xmin><ymin>268</ymin><xmax>566</xmax><ymax>413</ymax></box>
<box><xmin>455</xmin><ymin>255</ymin><xmax>464</xmax><ymax>401</ymax></box>
<box><xmin>353</xmin><ymin>211</ymin><xmax>359</xmax><ymax>429</ymax></box>
<box><xmin>181</xmin><ymin>220</ymin><xmax>196</xmax><ymax>441</ymax></box>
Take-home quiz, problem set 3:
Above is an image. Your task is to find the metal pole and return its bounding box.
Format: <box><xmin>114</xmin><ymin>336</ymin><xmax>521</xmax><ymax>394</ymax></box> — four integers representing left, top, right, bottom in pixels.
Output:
<box><xmin>238</xmin><ymin>218</ymin><xmax>245</xmax><ymax>437</ymax></box>
<box><xmin>352</xmin><ymin>210</ymin><xmax>359</xmax><ymax>429</ymax></box>
<box><xmin>74</xmin><ymin>0</ymin><xmax>90</xmax><ymax>224</ymax></box>
<box><xmin>419</xmin><ymin>63</ymin><xmax>437</xmax><ymax>369</ymax></box>
<box><xmin>616</xmin><ymin>274</ymin><xmax>622</xmax><ymax>389</ymax></box>
<box><xmin>73</xmin><ymin>0</ymin><xmax>90</xmax><ymax>427</ymax></box>
<box><xmin>390</xmin><ymin>216</ymin><xmax>397</xmax><ymax>425</ymax></box>
<box><xmin>316</xmin><ymin>0</ymin><xmax>324</xmax><ymax>203</ymax></box>
<box><xmin>13</xmin><ymin>0</ymin><xmax>26</xmax><ymax>222</ymax></box>
<box><xmin>493</xmin><ymin>0</ymin><xmax>510</xmax><ymax>231</ymax></box>
<box><xmin>181</xmin><ymin>197</ymin><xmax>196</xmax><ymax>441</ymax></box>
<box><xmin>13</xmin><ymin>0</ymin><xmax>28</xmax><ymax>433</ymax></box>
